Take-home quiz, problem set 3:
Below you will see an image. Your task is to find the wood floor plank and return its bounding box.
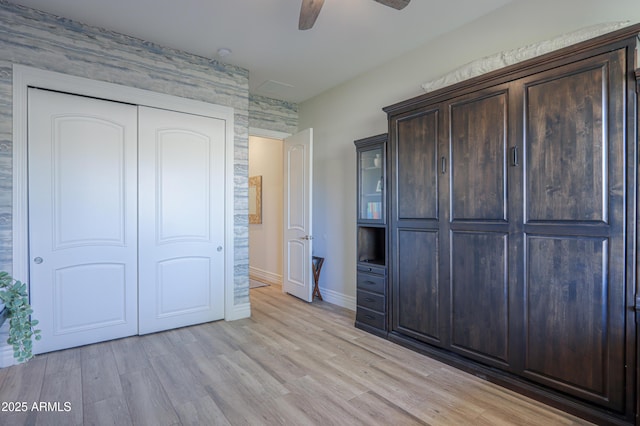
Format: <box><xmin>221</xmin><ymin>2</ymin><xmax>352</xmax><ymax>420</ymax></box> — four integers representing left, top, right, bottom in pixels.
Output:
<box><xmin>173</xmin><ymin>395</ymin><xmax>231</xmax><ymax>426</ymax></box>
<box><xmin>149</xmin><ymin>351</ymin><xmax>209</xmax><ymax>406</ymax></box>
<box><xmin>216</xmin><ymin>350</ymin><xmax>290</xmax><ymax>402</ymax></box>
<box><xmin>347</xmin><ymin>390</ymin><xmax>429</xmax><ymax>426</ymax></box>
<box><xmin>0</xmin><ymin>356</ymin><xmax>46</xmax><ymax>426</ymax></box>
<box><xmin>163</xmin><ymin>326</ymin><xmax>198</xmax><ymax>347</ymax></box>
<box><xmin>239</xmin><ymin>321</ymin><xmax>301</xmax><ymax>352</ymax></box>
<box><xmin>352</xmin><ymin>333</ymin><xmax>448</xmax><ymax>372</ymax></box>
<box><xmin>283</xmin><ymin>375</ymin><xmax>369</xmax><ymax>425</ymax></box>
<box><xmin>0</xmin><ymin>360</ymin><xmax>6</xmax><ymax>390</ymax></box>
<box><xmin>0</xmin><ymin>285</ymin><xmax>594</xmax><ymax>426</ymax></box>
<box><xmin>0</xmin><ymin>355</ymin><xmax>46</xmax><ymax>401</ymax></box>
<box><xmin>83</xmin><ymin>396</ymin><xmax>133</xmax><ymax>426</ymax></box>
<box><xmin>236</xmin><ymin>342</ymin><xmax>308</xmax><ymax>384</ymax></box>
<box><xmin>110</xmin><ymin>335</ymin><xmax>153</xmax><ymax>375</ymax></box>
<box><xmin>80</xmin><ymin>343</ymin><xmax>123</xmax><ymax>405</ymax></box>
<box><xmin>327</xmin><ymin>354</ymin><xmax>432</xmax><ymax>409</ymax></box>
<box><xmin>253</xmin><ymin>395</ymin><xmax>318</xmax><ymax>426</ymax></box>
<box><xmin>43</xmin><ymin>347</ymin><xmax>81</xmax><ymax>377</ymax></box>
<box><xmin>309</xmin><ymin>329</ymin><xmax>385</xmax><ymax>365</ymax></box>
<box><xmin>204</xmin><ymin>382</ymin><xmax>274</xmax><ymax>425</ymax></box>
<box><xmin>35</xmin><ymin>368</ymin><xmax>82</xmax><ymax>426</ymax></box>
<box><xmin>283</xmin><ymin>349</ymin><xmax>369</xmax><ymax>401</ymax></box>
<box><xmin>140</xmin><ymin>330</ymin><xmax>174</xmax><ymax>359</ymax></box>
<box><xmin>120</xmin><ymin>367</ymin><xmax>179</xmax><ymax>426</ymax></box>
<box><xmin>187</xmin><ymin>322</ymin><xmax>241</xmax><ymax>357</ymax></box>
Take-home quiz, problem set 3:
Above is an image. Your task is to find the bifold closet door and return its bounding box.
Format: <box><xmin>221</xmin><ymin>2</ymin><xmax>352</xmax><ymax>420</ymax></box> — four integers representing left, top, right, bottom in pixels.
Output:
<box><xmin>29</xmin><ymin>89</ymin><xmax>139</xmax><ymax>354</ymax></box>
<box><xmin>29</xmin><ymin>90</ymin><xmax>227</xmax><ymax>353</ymax></box>
<box><xmin>137</xmin><ymin>107</ymin><xmax>226</xmax><ymax>334</ymax></box>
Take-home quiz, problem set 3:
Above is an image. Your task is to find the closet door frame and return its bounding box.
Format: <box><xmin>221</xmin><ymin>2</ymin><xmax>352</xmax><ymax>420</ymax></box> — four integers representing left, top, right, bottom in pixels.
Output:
<box><xmin>11</xmin><ymin>65</ymin><xmax>238</xmax><ymax>324</ymax></box>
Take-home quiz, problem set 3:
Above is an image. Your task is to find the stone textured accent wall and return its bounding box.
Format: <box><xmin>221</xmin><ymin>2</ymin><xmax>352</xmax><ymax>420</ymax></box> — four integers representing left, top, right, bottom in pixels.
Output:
<box><xmin>0</xmin><ymin>1</ymin><xmax>251</xmax><ymax>304</ymax></box>
<box><xmin>249</xmin><ymin>94</ymin><xmax>298</xmax><ymax>135</ymax></box>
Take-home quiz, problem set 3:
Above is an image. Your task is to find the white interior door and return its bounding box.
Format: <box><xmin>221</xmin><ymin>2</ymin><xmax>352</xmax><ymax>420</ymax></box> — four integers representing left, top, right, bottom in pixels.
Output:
<box><xmin>138</xmin><ymin>107</ymin><xmax>226</xmax><ymax>334</ymax></box>
<box><xmin>28</xmin><ymin>88</ymin><xmax>139</xmax><ymax>354</ymax></box>
<box><xmin>283</xmin><ymin>128</ymin><xmax>313</xmax><ymax>302</ymax></box>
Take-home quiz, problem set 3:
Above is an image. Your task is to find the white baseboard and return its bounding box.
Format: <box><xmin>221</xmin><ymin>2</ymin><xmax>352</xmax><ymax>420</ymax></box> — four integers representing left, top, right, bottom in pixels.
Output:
<box><xmin>0</xmin><ymin>345</ymin><xmax>17</xmax><ymax>368</ymax></box>
<box><xmin>249</xmin><ymin>266</ymin><xmax>282</xmax><ymax>286</ymax></box>
<box><xmin>225</xmin><ymin>302</ymin><xmax>251</xmax><ymax>321</ymax></box>
<box><xmin>318</xmin><ymin>287</ymin><xmax>356</xmax><ymax>311</ymax></box>
<box><xmin>0</xmin><ymin>322</ymin><xmax>19</xmax><ymax>368</ymax></box>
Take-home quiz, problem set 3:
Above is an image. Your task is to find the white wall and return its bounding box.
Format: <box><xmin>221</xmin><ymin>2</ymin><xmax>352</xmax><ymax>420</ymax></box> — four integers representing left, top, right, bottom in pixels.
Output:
<box><xmin>298</xmin><ymin>0</ymin><xmax>640</xmax><ymax>307</ymax></box>
<box><xmin>249</xmin><ymin>136</ymin><xmax>284</xmax><ymax>286</ymax></box>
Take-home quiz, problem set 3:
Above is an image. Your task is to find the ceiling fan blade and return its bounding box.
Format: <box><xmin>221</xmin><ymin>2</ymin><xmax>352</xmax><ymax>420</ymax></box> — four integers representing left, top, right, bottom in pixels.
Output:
<box><xmin>373</xmin><ymin>0</ymin><xmax>410</xmax><ymax>10</ymax></box>
<box><xmin>299</xmin><ymin>0</ymin><xmax>325</xmax><ymax>30</ymax></box>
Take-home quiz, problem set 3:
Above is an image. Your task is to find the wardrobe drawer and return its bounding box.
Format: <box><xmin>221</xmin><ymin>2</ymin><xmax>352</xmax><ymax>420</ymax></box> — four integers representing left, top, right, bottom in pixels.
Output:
<box><xmin>357</xmin><ymin>272</ymin><xmax>385</xmax><ymax>294</ymax></box>
<box><xmin>357</xmin><ymin>263</ymin><xmax>386</xmax><ymax>276</ymax></box>
<box><xmin>357</xmin><ymin>290</ymin><xmax>385</xmax><ymax>312</ymax></box>
<box><xmin>356</xmin><ymin>307</ymin><xmax>385</xmax><ymax>330</ymax></box>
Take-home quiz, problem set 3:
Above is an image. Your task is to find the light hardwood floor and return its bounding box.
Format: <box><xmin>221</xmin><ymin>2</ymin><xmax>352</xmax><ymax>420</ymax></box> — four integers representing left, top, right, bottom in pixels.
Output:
<box><xmin>0</xmin><ymin>285</ymin><xmax>592</xmax><ymax>426</ymax></box>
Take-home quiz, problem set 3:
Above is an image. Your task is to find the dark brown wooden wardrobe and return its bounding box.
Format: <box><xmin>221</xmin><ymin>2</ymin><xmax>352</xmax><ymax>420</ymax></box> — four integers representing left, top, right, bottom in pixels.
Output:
<box><xmin>379</xmin><ymin>25</ymin><xmax>640</xmax><ymax>425</ymax></box>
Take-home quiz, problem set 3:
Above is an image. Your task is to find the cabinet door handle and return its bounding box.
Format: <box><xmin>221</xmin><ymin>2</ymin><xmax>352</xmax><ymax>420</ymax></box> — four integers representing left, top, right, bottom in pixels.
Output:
<box><xmin>511</xmin><ymin>146</ymin><xmax>518</xmax><ymax>167</ymax></box>
<box><xmin>441</xmin><ymin>156</ymin><xmax>447</xmax><ymax>174</ymax></box>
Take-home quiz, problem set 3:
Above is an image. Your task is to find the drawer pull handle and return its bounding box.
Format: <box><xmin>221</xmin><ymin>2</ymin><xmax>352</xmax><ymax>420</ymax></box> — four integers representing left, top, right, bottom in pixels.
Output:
<box><xmin>364</xmin><ymin>281</ymin><xmax>375</xmax><ymax>286</ymax></box>
<box><xmin>364</xmin><ymin>315</ymin><xmax>375</xmax><ymax>320</ymax></box>
<box><xmin>364</xmin><ymin>298</ymin><xmax>374</xmax><ymax>302</ymax></box>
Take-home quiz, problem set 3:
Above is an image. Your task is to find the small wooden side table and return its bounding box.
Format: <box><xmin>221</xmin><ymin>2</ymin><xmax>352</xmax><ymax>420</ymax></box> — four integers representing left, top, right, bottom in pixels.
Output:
<box><xmin>311</xmin><ymin>256</ymin><xmax>324</xmax><ymax>301</ymax></box>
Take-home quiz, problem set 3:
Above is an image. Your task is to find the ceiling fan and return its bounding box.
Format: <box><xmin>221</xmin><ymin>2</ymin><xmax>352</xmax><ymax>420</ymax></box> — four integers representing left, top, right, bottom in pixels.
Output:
<box><xmin>299</xmin><ymin>0</ymin><xmax>411</xmax><ymax>30</ymax></box>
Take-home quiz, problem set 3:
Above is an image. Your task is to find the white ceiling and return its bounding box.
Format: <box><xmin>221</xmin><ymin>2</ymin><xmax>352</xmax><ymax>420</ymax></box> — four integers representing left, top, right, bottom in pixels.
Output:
<box><xmin>9</xmin><ymin>0</ymin><xmax>514</xmax><ymax>103</ymax></box>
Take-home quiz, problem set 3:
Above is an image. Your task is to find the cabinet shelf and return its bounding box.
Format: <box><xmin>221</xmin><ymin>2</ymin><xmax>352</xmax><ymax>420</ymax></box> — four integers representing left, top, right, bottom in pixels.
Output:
<box><xmin>356</xmin><ymin>138</ymin><xmax>386</xmax><ymax>224</ymax></box>
<box><xmin>359</xmin><ymin>258</ymin><xmax>385</xmax><ymax>266</ymax></box>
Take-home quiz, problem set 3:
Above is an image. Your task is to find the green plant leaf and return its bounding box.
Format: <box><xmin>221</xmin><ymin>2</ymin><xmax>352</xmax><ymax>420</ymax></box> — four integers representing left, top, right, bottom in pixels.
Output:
<box><xmin>0</xmin><ymin>271</ymin><xmax>41</xmax><ymax>363</ymax></box>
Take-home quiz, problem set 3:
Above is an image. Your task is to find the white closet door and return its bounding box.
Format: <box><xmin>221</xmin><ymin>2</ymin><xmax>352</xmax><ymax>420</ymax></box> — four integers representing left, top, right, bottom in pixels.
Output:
<box><xmin>28</xmin><ymin>89</ymin><xmax>139</xmax><ymax>354</ymax></box>
<box><xmin>138</xmin><ymin>107</ymin><xmax>226</xmax><ymax>334</ymax></box>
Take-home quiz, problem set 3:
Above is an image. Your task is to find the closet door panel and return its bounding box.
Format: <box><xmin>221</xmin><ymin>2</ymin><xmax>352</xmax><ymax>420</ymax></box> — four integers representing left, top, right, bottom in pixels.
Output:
<box><xmin>396</xmin><ymin>110</ymin><xmax>439</xmax><ymax>220</ymax></box>
<box><xmin>395</xmin><ymin>229</ymin><xmax>440</xmax><ymax>342</ymax></box>
<box><xmin>526</xmin><ymin>66</ymin><xmax>607</xmax><ymax>223</ymax></box>
<box><xmin>522</xmin><ymin>49</ymin><xmax>626</xmax><ymax>411</ymax></box>
<box><xmin>138</xmin><ymin>106</ymin><xmax>226</xmax><ymax>335</ymax></box>
<box><xmin>450</xmin><ymin>92</ymin><xmax>507</xmax><ymax>222</ymax></box>
<box><xmin>450</xmin><ymin>231</ymin><xmax>508</xmax><ymax>365</ymax></box>
<box><xmin>525</xmin><ymin>236</ymin><xmax>608</xmax><ymax>397</ymax></box>
<box><xmin>447</xmin><ymin>87</ymin><xmax>512</xmax><ymax>366</ymax></box>
<box><xmin>28</xmin><ymin>89</ymin><xmax>139</xmax><ymax>354</ymax></box>
<box><xmin>392</xmin><ymin>106</ymin><xmax>446</xmax><ymax>345</ymax></box>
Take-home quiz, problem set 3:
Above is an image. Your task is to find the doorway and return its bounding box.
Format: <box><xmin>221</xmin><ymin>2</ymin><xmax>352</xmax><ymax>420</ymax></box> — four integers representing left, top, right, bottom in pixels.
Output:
<box><xmin>248</xmin><ymin>134</ymin><xmax>284</xmax><ymax>288</ymax></box>
<box><xmin>248</xmin><ymin>129</ymin><xmax>314</xmax><ymax>302</ymax></box>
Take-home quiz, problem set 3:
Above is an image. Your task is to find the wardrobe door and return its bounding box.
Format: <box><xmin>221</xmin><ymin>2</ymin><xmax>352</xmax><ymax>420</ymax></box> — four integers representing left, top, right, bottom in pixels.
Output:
<box><xmin>138</xmin><ymin>107</ymin><xmax>226</xmax><ymax>334</ymax></box>
<box><xmin>28</xmin><ymin>89</ymin><xmax>139</xmax><ymax>354</ymax></box>
<box><xmin>521</xmin><ymin>50</ymin><xmax>627</xmax><ymax>411</ymax></box>
<box><xmin>446</xmin><ymin>86</ymin><xmax>514</xmax><ymax>368</ymax></box>
<box><xmin>391</xmin><ymin>107</ymin><xmax>447</xmax><ymax>345</ymax></box>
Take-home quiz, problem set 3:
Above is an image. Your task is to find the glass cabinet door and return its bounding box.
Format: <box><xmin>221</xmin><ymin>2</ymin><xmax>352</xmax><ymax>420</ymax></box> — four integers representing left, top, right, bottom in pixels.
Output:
<box><xmin>358</xmin><ymin>146</ymin><xmax>385</xmax><ymax>222</ymax></box>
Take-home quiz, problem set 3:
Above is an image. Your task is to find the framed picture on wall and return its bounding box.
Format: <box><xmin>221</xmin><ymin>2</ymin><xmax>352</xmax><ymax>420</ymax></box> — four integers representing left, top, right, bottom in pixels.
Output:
<box><xmin>249</xmin><ymin>175</ymin><xmax>262</xmax><ymax>224</ymax></box>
